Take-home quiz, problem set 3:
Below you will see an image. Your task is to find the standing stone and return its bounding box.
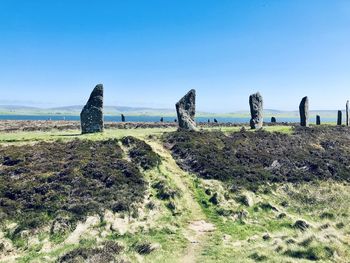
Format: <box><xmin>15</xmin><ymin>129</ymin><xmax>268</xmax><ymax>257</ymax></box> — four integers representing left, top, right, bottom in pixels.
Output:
<box><xmin>249</xmin><ymin>92</ymin><xmax>263</xmax><ymax>129</ymax></box>
<box><xmin>160</xmin><ymin>117</ymin><xmax>164</xmax><ymax>122</ymax></box>
<box><xmin>346</xmin><ymin>101</ymin><xmax>349</xmax><ymax>126</ymax></box>
<box><xmin>175</xmin><ymin>89</ymin><xmax>197</xmax><ymax>131</ymax></box>
<box><xmin>299</xmin><ymin>96</ymin><xmax>309</xmax><ymax>127</ymax></box>
<box><xmin>208</xmin><ymin>119</ymin><xmax>210</xmax><ymax>123</ymax></box>
<box><xmin>214</xmin><ymin>118</ymin><xmax>218</xmax><ymax>123</ymax></box>
<box><xmin>316</xmin><ymin>115</ymin><xmax>321</xmax><ymax>125</ymax></box>
<box><xmin>121</xmin><ymin>114</ymin><xmax>126</xmax><ymax>122</ymax></box>
<box><xmin>337</xmin><ymin>110</ymin><xmax>342</xmax><ymax>125</ymax></box>
<box><xmin>80</xmin><ymin>84</ymin><xmax>104</xmax><ymax>134</ymax></box>
<box><xmin>271</xmin><ymin>117</ymin><xmax>276</xmax><ymax>123</ymax></box>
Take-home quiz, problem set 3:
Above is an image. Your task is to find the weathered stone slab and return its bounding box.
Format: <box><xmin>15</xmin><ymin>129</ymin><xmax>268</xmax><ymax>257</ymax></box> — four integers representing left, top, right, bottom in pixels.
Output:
<box><xmin>299</xmin><ymin>96</ymin><xmax>309</xmax><ymax>127</ymax></box>
<box><xmin>249</xmin><ymin>92</ymin><xmax>263</xmax><ymax>129</ymax></box>
<box><xmin>316</xmin><ymin>115</ymin><xmax>321</xmax><ymax>125</ymax></box>
<box><xmin>337</xmin><ymin>110</ymin><xmax>342</xmax><ymax>125</ymax></box>
<box><xmin>175</xmin><ymin>89</ymin><xmax>197</xmax><ymax>131</ymax></box>
<box><xmin>80</xmin><ymin>84</ymin><xmax>104</xmax><ymax>134</ymax></box>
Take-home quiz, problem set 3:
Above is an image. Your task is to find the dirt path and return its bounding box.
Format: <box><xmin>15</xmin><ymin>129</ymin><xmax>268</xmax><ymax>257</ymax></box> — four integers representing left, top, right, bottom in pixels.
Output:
<box><xmin>182</xmin><ymin>220</ymin><xmax>216</xmax><ymax>263</ymax></box>
<box><xmin>145</xmin><ymin>139</ymin><xmax>215</xmax><ymax>263</ymax></box>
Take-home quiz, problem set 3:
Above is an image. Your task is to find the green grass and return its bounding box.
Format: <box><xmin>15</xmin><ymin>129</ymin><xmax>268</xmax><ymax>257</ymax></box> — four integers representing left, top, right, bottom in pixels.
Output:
<box><xmin>0</xmin><ymin>128</ymin><xmax>176</xmax><ymax>144</ymax></box>
<box><xmin>0</xmin><ymin>126</ymin><xmax>292</xmax><ymax>145</ymax></box>
<box><xmin>189</xmin><ymin>177</ymin><xmax>350</xmax><ymax>262</ymax></box>
<box><xmin>2</xmin><ymin>125</ymin><xmax>350</xmax><ymax>262</ymax></box>
<box><xmin>0</xmin><ymin>125</ymin><xmax>297</xmax><ymax>145</ymax></box>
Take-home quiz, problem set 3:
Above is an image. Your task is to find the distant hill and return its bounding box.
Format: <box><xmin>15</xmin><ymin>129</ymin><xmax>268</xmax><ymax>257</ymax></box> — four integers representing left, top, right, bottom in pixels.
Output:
<box><xmin>0</xmin><ymin>105</ymin><xmax>176</xmax><ymax>116</ymax></box>
<box><xmin>0</xmin><ymin>105</ymin><xmax>344</xmax><ymax>118</ymax></box>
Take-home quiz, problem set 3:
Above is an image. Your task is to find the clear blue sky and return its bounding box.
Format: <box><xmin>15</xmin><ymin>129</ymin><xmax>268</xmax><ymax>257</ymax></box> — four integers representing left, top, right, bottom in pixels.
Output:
<box><xmin>1</xmin><ymin>0</ymin><xmax>350</xmax><ymax>112</ymax></box>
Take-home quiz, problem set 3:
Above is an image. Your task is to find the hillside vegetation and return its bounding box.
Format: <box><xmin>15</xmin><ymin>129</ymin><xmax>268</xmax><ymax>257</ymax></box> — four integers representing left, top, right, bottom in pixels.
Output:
<box><xmin>0</xmin><ymin>125</ymin><xmax>350</xmax><ymax>262</ymax></box>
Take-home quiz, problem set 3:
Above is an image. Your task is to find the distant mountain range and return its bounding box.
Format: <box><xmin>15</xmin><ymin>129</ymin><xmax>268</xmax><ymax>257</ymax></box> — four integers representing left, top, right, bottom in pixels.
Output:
<box><xmin>0</xmin><ymin>105</ymin><xmax>345</xmax><ymax>118</ymax></box>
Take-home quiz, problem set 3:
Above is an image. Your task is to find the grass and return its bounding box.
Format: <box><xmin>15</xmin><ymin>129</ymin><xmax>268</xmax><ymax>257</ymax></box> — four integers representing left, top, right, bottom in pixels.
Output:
<box><xmin>0</xmin><ymin>125</ymin><xmax>296</xmax><ymax>145</ymax></box>
<box><xmin>190</xmin><ymin>177</ymin><xmax>350</xmax><ymax>262</ymax></box>
<box><xmin>0</xmin><ymin>128</ymin><xmax>177</xmax><ymax>144</ymax></box>
<box><xmin>0</xmin><ymin>132</ymin><xmax>196</xmax><ymax>263</ymax></box>
<box><xmin>202</xmin><ymin>125</ymin><xmax>294</xmax><ymax>134</ymax></box>
<box><xmin>2</xmin><ymin>125</ymin><xmax>350</xmax><ymax>262</ymax></box>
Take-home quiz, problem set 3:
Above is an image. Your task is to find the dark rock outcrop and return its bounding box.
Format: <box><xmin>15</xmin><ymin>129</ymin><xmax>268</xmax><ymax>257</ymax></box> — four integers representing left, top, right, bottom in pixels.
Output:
<box><xmin>214</xmin><ymin>118</ymin><xmax>218</xmax><ymax>123</ymax></box>
<box><xmin>337</xmin><ymin>110</ymin><xmax>342</xmax><ymax>125</ymax></box>
<box><xmin>271</xmin><ymin>117</ymin><xmax>276</xmax><ymax>123</ymax></box>
<box><xmin>316</xmin><ymin>115</ymin><xmax>321</xmax><ymax>125</ymax></box>
<box><xmin>80</xmin><ymin>84</ymin><xmax>104</xmax><ymax>134</ymax></box>
<box><xmin>249</xmin><ymin>92</ymin><xmax>263</xmax><ymax>129</ymax></box>
<box><xmin>299</xmin><ymin>96</ymin><xmax>309</xmax><ymax>127</ymax></box>
<box><xmin>346</xmin><ymin>101</ymin><xmax>349</xmax><ymax>126</ymax></box>
<box><xmin>121</xmin><ymin>114</ymin><xmax>126</xmax><ymax>122</ymax></box>
<box><xmin>160</xmin><ymin>117</ymin><xmax>164</xmax><ymax>122</ymax></box>
<box><xmin>175</xmin><ymin>89</ymin><xmax>197</xmax><ymax>131</ymax></box>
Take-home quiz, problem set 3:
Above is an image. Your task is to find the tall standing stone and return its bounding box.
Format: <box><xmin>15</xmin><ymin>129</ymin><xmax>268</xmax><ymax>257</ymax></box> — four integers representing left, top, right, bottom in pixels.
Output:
<box><xmin>249</xmin><ymin>92</ymin><xmax>263</xmax><ymax>129</ymax></box>
<box><xmin>175</xmin><ymin>89</ymin><xmax>197</xmax><ymax>131</ymax></box>
<box><xmin>316</xmin><ymin>115</ymin><xmax>321</xmax><ymax>125</ymax></box>
<box><xmin>271</xmin><ymin>117</ymin><xmax>276</xmax><ymax>123</ymax></box>
<box><xmin>121</xmin><ymin>114</ymin><xmax>125</xmax><ymax>122</ymax></box>
<box><xmin>346</xmin><ymin>101</ymin><xmax>349</xmax><ymax>126</ymax></box>
<box><xmin>299</xmin><ymin>96</ymin><xmax>309</xmax><ymax>127</ymax></box>
<box><xmin>337</xmin><ymin>110</ymin><xmax>342</xmax><ymax>125</ymax></box>
<box><xmin>80</xmin><ymin>84</ymin><xmax>104</xmax><ymax>134</ymax></box>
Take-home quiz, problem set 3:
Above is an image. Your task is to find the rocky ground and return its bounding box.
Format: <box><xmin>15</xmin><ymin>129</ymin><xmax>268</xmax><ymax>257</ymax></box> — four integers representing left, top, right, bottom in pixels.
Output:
<box><xmin>0</xmin><ymin>124</ymin><xmax>350</xmax><ymax>262</ymax></box>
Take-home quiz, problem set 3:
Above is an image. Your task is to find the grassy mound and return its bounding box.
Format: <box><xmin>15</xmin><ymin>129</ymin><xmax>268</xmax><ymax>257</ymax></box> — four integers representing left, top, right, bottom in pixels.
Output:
<box><xmin>0</xmin><ymin>139</ymin><xmax>149</xmax><ymax>237</ymax></box>
<box><xmin>165</xmin><ymin>126</ymin><xmax>350</xmax><ymax>189</ymax></box>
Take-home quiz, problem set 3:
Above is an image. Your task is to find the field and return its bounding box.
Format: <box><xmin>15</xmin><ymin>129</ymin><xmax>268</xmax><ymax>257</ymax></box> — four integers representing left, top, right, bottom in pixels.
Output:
<box><xmin>1</xmin><ymin>122</ymin><xmax>350</xmax><ymax>262</ymax></box>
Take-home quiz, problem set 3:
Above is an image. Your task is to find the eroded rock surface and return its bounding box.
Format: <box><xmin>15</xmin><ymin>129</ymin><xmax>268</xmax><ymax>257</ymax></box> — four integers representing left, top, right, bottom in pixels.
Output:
<box><xmin>80</xmin><ymin>84</ymin><xmax>104</xmax><ymax>134</ymax></box>
<box><xmin>175</xmin><ymin>89</ymin><xmax>197</xmax><ymax>131</ymax></box>
<box><xmin>249</xmin><ymin>92</ymin><xmax>263</xmax><ymax>129</ymax></box>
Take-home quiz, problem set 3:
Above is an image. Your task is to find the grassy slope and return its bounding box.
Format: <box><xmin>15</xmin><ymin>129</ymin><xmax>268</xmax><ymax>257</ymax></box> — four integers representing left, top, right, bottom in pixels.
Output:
<box><xmin>0</xmin><ymin>126</ymin><xmax>292</xmax><ymax>144</ymax></box>
<box><xmin>1</xmin><ymin>126</ymin><xmax>350</xmax><ymax>262</ymax></box>
<box><xmin>0</xmin><ymin>128</ymin><xmax>202</xmax><ymax>263</ymax></box>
